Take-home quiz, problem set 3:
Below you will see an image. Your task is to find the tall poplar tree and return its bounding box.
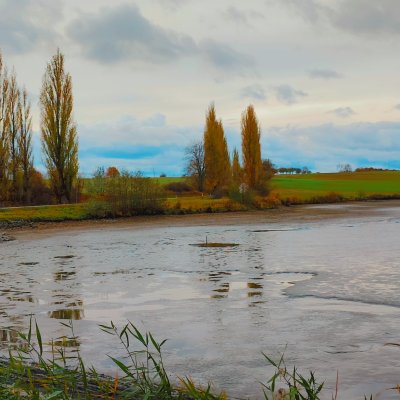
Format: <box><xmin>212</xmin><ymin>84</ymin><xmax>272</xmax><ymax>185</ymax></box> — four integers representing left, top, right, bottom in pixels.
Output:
<box><xmin>18</xmin><ymin>88</ymin><xmax>33</xmax><ymax>203</ymax></box>
<box><xmin>232</xmin><ymin>148</ymin><xmax>242</xmax><ymax>186</ymax></box>
<box><xmin>0</xmin><ymin>52</ymin><xmax>10</xmax><ymax>202</ymax></box>
<box><xmin>241</xmin><ymin>105</ymin><xmax>263</xmax><ymax>190</ymax></box>
<box><xmin>40</xmin><ymin>49</ymin><xmax>78</xmax><ymax>203</ymax></box>
<box><xmin>203</xmin><ymin>104</ymin><xmax>230</xmax><ymax>194</ymax></box>
<box><xmin>7</xmin><ymin>71</ymin><xmax>21</xmax><ymax>201</ymax></box>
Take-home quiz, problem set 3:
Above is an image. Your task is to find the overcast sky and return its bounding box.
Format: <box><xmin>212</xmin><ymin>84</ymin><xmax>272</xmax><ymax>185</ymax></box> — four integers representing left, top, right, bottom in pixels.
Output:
<box><xmin>1</xmin><ymin>0</ymin><xmax>400</xmax><ymax>175</ymax></box>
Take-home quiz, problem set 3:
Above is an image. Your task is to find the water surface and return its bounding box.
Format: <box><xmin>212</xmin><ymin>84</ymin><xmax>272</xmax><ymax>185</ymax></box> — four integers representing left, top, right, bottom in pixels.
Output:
<box><xmin>1</xmin><ymin>203</ymin><xmax>400</xmax><ymax>399</ymax></box>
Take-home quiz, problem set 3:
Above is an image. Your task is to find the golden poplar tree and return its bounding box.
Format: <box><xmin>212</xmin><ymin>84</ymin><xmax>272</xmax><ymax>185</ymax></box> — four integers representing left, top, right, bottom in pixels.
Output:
<box><xmin>0</xmin><ymin>51</ymin><xmax>10</xmax><ymax>202</ymax></box>
<box><xmin>232</xmin><ymin>148</ymin><xmax>242</xmax><ymax>186</ymax></box>
<box><xmin>40</xmin><ymin>49</ymin><xmax>78</xmax><ymax>203</ymax></box>
<box><xmin>7</xmin><ymin>71</ymin><xmax>21</xmax><ymax>201</ymax></box>
<box><xmin>203</xmin><ymin>104</ymin><xmax>230</xmax><ymax>194</ymax></box>
<box><xmin>18</xmin><ymin>88</ymin><xmax>33</xmax><ymax>204</ymax></box>
<box><xmin>241</xmin><ymin>105</ymin><xmax>262</xmax><ymax>190</ymax></box>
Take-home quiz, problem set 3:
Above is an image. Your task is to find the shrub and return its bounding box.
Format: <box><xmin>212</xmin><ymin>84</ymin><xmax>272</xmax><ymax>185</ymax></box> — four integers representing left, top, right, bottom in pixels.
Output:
<box><xmin>164</xmin><ymin>181</ymin><xmax>193</xmax><ymax>193</ymax></box>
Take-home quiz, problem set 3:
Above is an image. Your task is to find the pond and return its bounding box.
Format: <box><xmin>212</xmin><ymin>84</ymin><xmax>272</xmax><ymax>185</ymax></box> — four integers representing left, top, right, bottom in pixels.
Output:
<box><xmin>1</xmin><ymin>203</ymin><xmax>400</xmax><ymax>399</ymax></box>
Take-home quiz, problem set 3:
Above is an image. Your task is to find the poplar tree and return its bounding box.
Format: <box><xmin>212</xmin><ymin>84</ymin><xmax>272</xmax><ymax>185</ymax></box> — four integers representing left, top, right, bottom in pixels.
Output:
<box><xmin>18</xmin><ymin>88</ymin><xmax>33</xmax><ymax>203</ymax></box>
<box><xmin>203</xmin><ymin>104</ymin><xmax>230</xmax><ymax>194</ymax></box>
<box><xmin>0</xmin><ymin>52</ymin><xmax>10</xmax><ymax>202</ymax></box>
<box><xmin>232</xmin><ymin>148</ymin><xmax>242</xmax><ymax>186</ymax></box>
<box><xmin>40</xmin><ymin>49</ymin><xmax>78</xmax><ymax>203</ymax></box>
<box><xmin>7</xmin><ymin>71</ymin><xmax>21</xmax><ymax>201</ymax></box>
<box><xmin>241</xmin><ymin>105</ymin><xmax>263</xmax><ymax>190</ymax></box>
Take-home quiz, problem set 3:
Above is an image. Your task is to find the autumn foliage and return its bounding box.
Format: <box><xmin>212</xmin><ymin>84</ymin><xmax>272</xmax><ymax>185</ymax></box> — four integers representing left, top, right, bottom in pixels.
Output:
<box><xmin>241</xmin><ymin>105</ymin><xmax>263</xmax><ymax>190</ymax></box>
<box><xmin>203</xmin><ymin>104</ymin><xmax>231</xmax><ymax>194</ymax></box>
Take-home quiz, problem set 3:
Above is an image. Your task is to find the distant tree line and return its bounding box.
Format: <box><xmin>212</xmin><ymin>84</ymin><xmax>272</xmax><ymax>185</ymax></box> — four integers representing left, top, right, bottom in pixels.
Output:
<box><xmin>276</xmin><ymin>167</ymin><xmax>311</xmax><ymax>175</ymax></box>
<box><xmin>0</xmin><ymin>49</ymin><xmax>79</xmax><ymax>206</ymax></box>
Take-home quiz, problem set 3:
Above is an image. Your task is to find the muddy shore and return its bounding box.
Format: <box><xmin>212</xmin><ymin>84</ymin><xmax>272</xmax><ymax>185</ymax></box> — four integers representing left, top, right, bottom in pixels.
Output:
<box><xmin>2</xmin><ymin>199</ymin><xmax>399</xmax><ymax>240</ymax></box>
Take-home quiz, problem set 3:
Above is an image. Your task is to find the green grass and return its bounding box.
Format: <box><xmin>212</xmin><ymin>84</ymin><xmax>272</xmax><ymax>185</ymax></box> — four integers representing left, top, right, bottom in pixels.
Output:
<box><xmin>154</xmin><ymin>176</ymin><xmax>187</xmax><ymax>185</ymax></box>
<box><xmin>272</xmin><ymin>171</ymin><xmax>400</xmax><ymax>201</ymax></box>
<box><xmin>0</xmin><ymin>204</ymin><xmax>88</xmax><ymax>222</ymax></box>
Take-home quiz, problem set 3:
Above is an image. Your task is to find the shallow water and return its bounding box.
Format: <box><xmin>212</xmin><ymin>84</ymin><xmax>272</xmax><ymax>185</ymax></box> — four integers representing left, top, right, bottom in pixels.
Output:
<box><xmin>1</xmin><ymin>203</ymin><xmax>400</xmax><ymax>399</ymax></box>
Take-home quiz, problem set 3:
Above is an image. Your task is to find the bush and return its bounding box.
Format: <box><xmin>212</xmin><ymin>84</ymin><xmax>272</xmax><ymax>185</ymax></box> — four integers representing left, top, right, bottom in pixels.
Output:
<box><xmin>164</xmin><ymin>181</ymin><xmax>193</xmax><ymax>193</ymax></box>
<box><xmin>85</xmin><ymin>200</ymin><xmax>112</xmax><ymax>218</ymax></box>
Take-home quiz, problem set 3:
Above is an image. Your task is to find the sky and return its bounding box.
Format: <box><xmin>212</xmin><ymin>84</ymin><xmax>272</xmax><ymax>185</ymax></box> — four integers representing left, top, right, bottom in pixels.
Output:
<box><xmin>1</xmin><ymin>0</ymin><xmax>400</xmax><ymax>176</ymax></box>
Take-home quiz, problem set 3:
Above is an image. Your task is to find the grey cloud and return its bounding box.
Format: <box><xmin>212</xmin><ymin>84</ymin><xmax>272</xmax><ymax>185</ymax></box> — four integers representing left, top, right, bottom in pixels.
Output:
<box><xmin>274</xmin><ymin>85</ymin><xmax>307</xmax><ymax>105</ymax></box>
<box><xmin>0</xmin><ymin>0</ymin><xmax>61</xmax><ymax>54</ymax></box>
<box><xmin>330</xmin><ymin>0</ymin><xmax>400</xmax><ymax>36</ymax></box>
<box><xmin>223</xmin><ymin>6</ymin><xmax>264</xmax><ymax>26</ymax></box>
<box><xmin>199</xmin><ymin>39</ymin><xmax>254</xmax><ymax>73</ymax></box>
<box><xmin>330</xmin><ymin>107</ymin><xmax>355</xmax><ymax>118</ymax></box>
<box><xmin>67</xmin><ymin>4</ymin><xmax>254</xmax><ymax>74</ymax></box>
<box><xmin>280</xmin><ymin>0</ymin><xmax>324</xmax><ymax>23</ymax></box>
<box><xmin>308</xmin><ymin>69</ymin><xmax>343</xmax><ymax>79</ymax></box>
<box><xmin>280</xmin><ymin>0</ymin><xmax>400</xmax><ymax>36</ymax></box>
<box><xmin>395</xmin><ymin>104</ymin><xmax>400</xmax><ymax>111</ymax></box>
<box><xmin>240</xmin><ymin>84</ymin><xmax>266</xmax><ymax>100</ymax></box>
<box><xmin>155</xmin><ymin>0</ymin><xmax>189</xmax><ymax>11</ymax></box>
<box><xmin>68</xmin><ymin>4</ymin><xmax>197</xmax><ymax>64</ymax></box>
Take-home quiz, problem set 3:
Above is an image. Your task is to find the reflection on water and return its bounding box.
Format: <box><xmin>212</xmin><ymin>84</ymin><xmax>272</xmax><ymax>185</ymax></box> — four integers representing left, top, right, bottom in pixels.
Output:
<box><xmin>1</xmin><ymin>203</ymin><xmax>400</xmax><ymax>399</ymax></box>
<box><xmin>48</xmin><ymin>300</ymin><xmax>84</xmax><ymax>320</ymax></box>
<box><xmin>54</xmin><ymin>270</ymin><xmax>76</xmax><ymax>281</ymax></box>
<box><xmin>0</xmin><ymin>328</ymin><xmax>19</xmax><ymax>344</ymax></box>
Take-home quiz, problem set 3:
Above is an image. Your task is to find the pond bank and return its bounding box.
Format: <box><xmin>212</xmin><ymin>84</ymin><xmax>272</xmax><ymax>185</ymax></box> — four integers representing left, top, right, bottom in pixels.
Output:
<box><xmin>3</xmin><ymin>199</ymin><xmax>400</xmax><ymax>239</ymax></box>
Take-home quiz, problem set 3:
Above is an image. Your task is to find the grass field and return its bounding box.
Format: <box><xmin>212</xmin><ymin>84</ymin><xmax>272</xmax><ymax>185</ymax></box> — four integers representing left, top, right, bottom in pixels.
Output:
<box><xmin>272</xmin><ymin>171</ymin><xmax>400</xmax><ymax>201</ymax></box>
<box><xmin>0</xmin><ymin>203</ymin><xmax>87</xmax><ymax>222</ymax></box>
<box><xmin>1</xmin><ymin>171</ymin><xmax>399</xmax><ymax>222</ymax></box>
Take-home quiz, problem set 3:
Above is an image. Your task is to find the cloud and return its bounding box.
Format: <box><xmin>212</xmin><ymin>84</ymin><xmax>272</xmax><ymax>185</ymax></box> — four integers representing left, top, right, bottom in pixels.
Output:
<box><xmin>395</xmin><ymin>104</ymin><xmax>400</xmax><ymax>111</ymax></box>
<box><xmin>280</xmin><ymin>0</ymin><xmax>400</xmax><ymax>36</ymax></box>
<box><xmin>222</xmin><ymin>6</ymin><xmax>264</xmax><ymax>26</ymax></box>
<box><xmin>68</xmin><ymin>4</ymin><xmax>197</xmax><ymax>64</ymax></box>
<box><xmin>329</xmin><ymin>107</ymin><xmax>355</xmax><ymax>118</ymax></box>
<box><xmin>155</xmin><ymin>0</ymin><xmax>190</xmax><ymax>11</ymax></box>
<box><xmin>265</xmin><ymin>121</ymin><xmax>400</xmax><ymax>171</ymax></box>
<box><xmin>0</xmin><ymin>0</ymin><xmax>61</xmax><ymax>54</ymax></box>
<box><xmin>274</xmin><ymin>84</ymin><xmax>308</xmax><ymax>105</ymax></box>
<box><xmin>308</xmin><ymin>69</ymin><xmax>343</xmax><ymax>79</ymax></box>
<box><xmin>68</xmin><ymin>4</ymin><xmax>254</xmax><ymax>74</ymax></box>
<box><xmin>199</xmin><ymin>39</ymin><xmax>254</xmax><ymax>73</ymax></box>
<box><xmin>240</xmin><ymin>84</ymin><xmax>266</xmax><ymax>100</ymax></box>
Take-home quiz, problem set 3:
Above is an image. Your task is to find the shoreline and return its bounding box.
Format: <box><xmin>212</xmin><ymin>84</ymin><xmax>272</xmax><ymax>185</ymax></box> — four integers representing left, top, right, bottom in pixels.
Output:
<box><xmin>3</xmin><ymin>198</ymin><xmax>400</xmax><ymax>240</ymax></box>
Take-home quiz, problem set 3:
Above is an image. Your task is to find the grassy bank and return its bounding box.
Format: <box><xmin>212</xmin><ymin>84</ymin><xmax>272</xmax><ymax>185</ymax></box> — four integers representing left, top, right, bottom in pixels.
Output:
<box><xmin>1</xmin><ymin>171</ymin><xmax>399</xmax><ymax>223</ymax></box>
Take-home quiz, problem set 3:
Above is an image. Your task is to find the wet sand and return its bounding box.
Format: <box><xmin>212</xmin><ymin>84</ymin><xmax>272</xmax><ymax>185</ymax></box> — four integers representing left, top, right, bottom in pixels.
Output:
<box><xmin>5</xmin><ymin>199</ymin><xmax>400</xmax><ymax>240</ymax></box>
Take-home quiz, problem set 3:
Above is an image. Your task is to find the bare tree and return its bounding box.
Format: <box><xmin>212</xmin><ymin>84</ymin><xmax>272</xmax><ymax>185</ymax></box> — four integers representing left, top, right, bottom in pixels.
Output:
<box><xmin>185</xmin><ymin>141</ymin><xmax>205</xmax><ymax>192</ymax></box>
<box><xmin>40</xmin><ymin>49</ymin><xmax>78</xmax><ymax>203</ymax></box>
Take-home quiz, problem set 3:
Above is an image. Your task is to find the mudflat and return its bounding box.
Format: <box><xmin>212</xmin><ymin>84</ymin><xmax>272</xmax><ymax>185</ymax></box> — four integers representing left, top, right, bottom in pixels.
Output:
<box><xmin>5</xmin><ymin>199</ymin><xmax>400</xmax><ymax>240</ymax></box>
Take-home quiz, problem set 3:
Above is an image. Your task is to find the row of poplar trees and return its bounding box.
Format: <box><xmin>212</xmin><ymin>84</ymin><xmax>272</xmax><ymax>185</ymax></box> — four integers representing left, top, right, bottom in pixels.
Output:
<box><xmin>0</xmin><ymin>49</ymin><xmax>78</xmax><ymax>205</ymax></box>
<box><xmin>187</xmin><ymin>104</ymin><xmax>268</xmax><ymax>196</ymax></box>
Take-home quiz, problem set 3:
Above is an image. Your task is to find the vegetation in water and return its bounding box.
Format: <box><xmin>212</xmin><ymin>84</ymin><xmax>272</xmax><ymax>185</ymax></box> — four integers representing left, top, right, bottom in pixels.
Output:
<box><xmin>1</xmin><ymin>319</ymin><xmax>399</xmax><ymax>399</ymax></box>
